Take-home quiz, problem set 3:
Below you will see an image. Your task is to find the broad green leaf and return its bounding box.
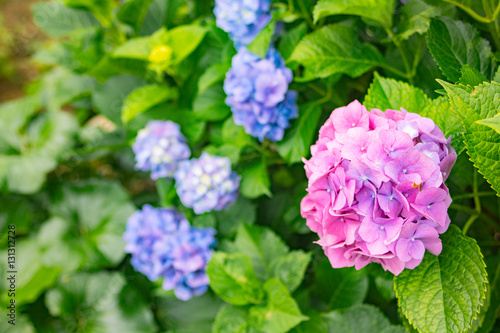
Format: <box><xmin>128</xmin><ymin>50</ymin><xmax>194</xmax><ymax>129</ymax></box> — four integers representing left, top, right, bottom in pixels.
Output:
<box><xmin>32</xmin><ymin>2</ymin><xmax>99</xmax><ymax>37</ymax></box>
<box><xmin>113</xmin><ymin>37</ymin><xmax>152</xmax><ymax>60</ymax></box>
<box><xmin>49</xmin><ymin>179</ymin><xmax>135</xmax><ymax>268</ymax></box>
<box><xmin>207</xmin><ymin>252</ymin><xmax>263</xmax><ymax>305</ymax></box>
<box><xmin>313</xmin><ymin>0</ymin><xmax>395</xmax><ymax>28</ymax></box>
<box><xmin>457</xmin><ymin>64</ymin><xmax>488</xmax><ymax>86</ymax></box>
<box><xmin>117</xmin><ymin>0</ymin><xmax>154</xmax><ymax>33</ymax></box>
<box><xmin>122</xmin><ymin>84</ymin><xmax>177</xmax><ymax>123</ymax></box>
<box><xmin>153</xmin><ymin>25</ymin><xmax>208</xmax><ymax>65</ymax></box>
<box><xmin>323</xmin><ymin>304</ymin><xmax>406</xmax><ymax>333</ymax></box>
<box><xmin>222</xmin><ymin>117</ymin><xmax>252</xmax><ymax>149</ymax></box>
<box><xmin>249</xmin><ymin>279</ymin><xmax>308</xmax><ymax>333</ymax></box>
<box><xmin>193</xmin><ymin>84</ymin><xmax>231</xmax><ymax>121</ymax></box>
<box><xmin>212</xmin><ymin>305</ymin><xmax>250</xmax><ymax>333</ymax></box>
<box><xmin>289</xmin><ymin>24</ymin><xmax>386</xmax><ymax>80</ymax></box>
<box><xmin>46</xmin><ymin>272</ymin><xmax>157</xmax><ymax>332</ymax></box>
<box><xmin>0</xmin><ymin>314</ymin><xmax>34</xmax><ymax>332</ymax></box>
<box><xmin>231</xmin><ymin>224</ymin><xmax>289</xmax><ymax>282</ymax></box>
<box><xmin>198</xmin><ymin>62</ymin><xmax>231</xmax><ymax>93</ymax></box>
<box><xmin>395</xmin><ymin>225</ymin><xmax>488</xmax><ymax>333</ymax></box>
<box><xmin>396</xmin><ymin>0</ymin><xmax>441</xmax><ymax>40</ymax></box>
<box><xmin>364</xmin><ymin>73</ymin><xmax>431</xmax><ymax>114</ymax></box>
<box><xmin>204</xmin><ymin>144</ymin><xmax>240</xmax><ymax>165</ymax></box>
<box><xmin>269</xmin><ymin>251</ymin><xmax>311</xmax><ymax>292</ymax></box>
<box><xmin>427</xmin><ymin>17</ymin><xmax>492</xmax><ymax>82</ymax></box>
<box><xmin>477</xmin><ymin>113</ymin><xmax>500</xmax><ymax>134</ymax></box>
<box><xmin>440</xmin><ymin>81</ymin><xmax>500</xmax><ymax>195</ymax></box>
<box><xmin>65</xmin><ymin>0</ymin><xmax>113</xmax><ymax>26</ymax></box>
<box><xmin>277</xmin><ymin>104</ymin><xmax>321</xmax><ymax>164</ymax></box>
<box><xmin>313</xmin><ymin>261</ymin><xmax>368</xmax><ymax>310</ymax></box>
<box><xmin>247</xmin><ymin>20</ymin><xmax>275</xmax><ymax>58</ymax></box>
<box><xmin>476</xmin><ymin>260</ymin><xmax>500</xmax><ymax>333</ymax></box>
<box><xmin>92</xmin><ymin>75</ymin><xmax>146</xmax><ymax>124</ymax></box>
<box><xmin>0</xmin><ymin>96</ymin><xmax>39</xmax><ymax>152</ymax></box>
<box><xmin>240</xmin><ymin>158</ymin><xmax>271</xmax><ymax>198</ymax></box>
<box><xmin>278</xmin><ymin>22</ymin><xmax>307</xmax><ymax>61</ymax></box>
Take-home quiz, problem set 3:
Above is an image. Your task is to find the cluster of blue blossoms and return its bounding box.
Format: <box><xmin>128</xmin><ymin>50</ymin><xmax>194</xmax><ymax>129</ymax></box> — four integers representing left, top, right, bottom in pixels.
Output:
<box><xmin>175</xmin><ymin>153</ymin><xmax>241</xmax><ymax>214</ymax></box>
<box><xmin>124</xmin><ymin>205</ymin><xmax>216</xmax><ymax>300</ymax></box>
<box><xmin>215</xmin><ymin>0</ymin><xmax>298</xmax><ymax>142</ymax></box>
<box><xmin>214</xmin><ymin>0</ymin><xmax>272</xmax><ymax>47</ymax></box>
<box><xmin>133</xmin><ymin>121</ymin><xmax>191</xmax><ymax>180</ymax></box>
<box><xmin>224</xmin><ymin>48</ymin><xmax>298</xmax><ymax>141</ymax></box>
<box><xmin>128</xmin><ymin>120</ymin><xmax>241</xmax><ymax>300</ymax></box>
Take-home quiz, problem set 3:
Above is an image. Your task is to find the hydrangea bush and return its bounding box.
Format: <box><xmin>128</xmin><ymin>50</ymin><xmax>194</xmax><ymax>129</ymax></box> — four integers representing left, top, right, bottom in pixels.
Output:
<box><xmin>1</xmin><ymin>0</ymin><xmax>499</xmax><ymax>332</ymax></box>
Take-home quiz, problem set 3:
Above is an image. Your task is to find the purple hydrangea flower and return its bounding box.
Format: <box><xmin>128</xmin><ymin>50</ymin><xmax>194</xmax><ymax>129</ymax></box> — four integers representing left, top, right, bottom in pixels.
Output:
<box><xmin>174</xmin><ymin>153</ymin><xmax>240</xmax><ymax>214</ymax></box>
<box><xmin>124</xmin><ymin>204</ymin><xmax>216</xmax><ymax>300</ymax></box>
<box><xmin>133</xmin><ymin>121</ymin><xmax>191</xmax><ymax>180</ymax></box>
<box><xmin>224</xmin><ymin>47</ymin><xmax>298</xmax><ymax>141</ymax></box>
<box><xmin>301</xmin><ymin>100</ymin><xmax>457</xmax><ymax>275</ymax></box>
<box><xmin>214</xmin><ymin>0</ymin><xmax>272</xmax><ymax>47</ymax></box>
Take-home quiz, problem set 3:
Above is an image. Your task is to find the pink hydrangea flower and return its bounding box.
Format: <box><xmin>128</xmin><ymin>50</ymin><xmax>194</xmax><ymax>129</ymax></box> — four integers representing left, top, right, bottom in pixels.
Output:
<box><xmin>301</xmin><ymin>100</ymin><xmax>456</xmax><ymax>275</ymax></box>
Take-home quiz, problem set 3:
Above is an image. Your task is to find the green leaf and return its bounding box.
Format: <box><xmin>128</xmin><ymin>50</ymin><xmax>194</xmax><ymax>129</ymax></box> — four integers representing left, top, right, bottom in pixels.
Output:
<box><xmin>278</xmin><ymin>23</ymin><xmax>307</xmax><ymax>61</ymax></box>
<box><xmin>394</xmin><ymin>225</ymin><xmax>488</xmax><ymax>333</ymax></box>
<box><xmin>313</xmin><ymin>0</ymin><xmax>395</xmax><ymax>28</ymax></box>
<box><xmin>289</xmin><ymin>24</ymin><xmax>386</xmax><ymax>80</ymax></box>
<box><xmin>247</xmin><ymin>20</ymin><xmax>275</xmax><ymax>58</ymax></box>
<box><xmin>65</xmin><ymin>0</ymin><xmax>113</xmax><ymax>26</ymax></box>
<box><xmin>323</xmin><ymin>304</ymin><xmax>406</xmax><ymax>333</ymax></box>
<box><xmin>113</xmin><ymin>36</ymin><xmax>152</xmax><ymax>60</ymax></box>
<box><xmin>117</xmin><ymin>0</ymin><xmax>154</xmax><ymax>33</ymax></box>
<box><xmin>476</xmin><ymin>113</ymin><xmax>500</xmax><ymax>134</ymax></box>
<box><xmin>231</xmin><ymin>224</ymin><xmax>289</xmax><ymax>282</ymax></box>
<box><xmin>364</xmin><ymin>72</ymin><xmax>431</xmax><ymax>114</ymax></box>
<box><xmin>46</xmin><ymin>272</ymin><xmax>157</xmax><ymax>332</ymax></box>
<box><xmin>240</xmin><ymin>158</ymin><xmax>271</xmax><ymax>198</ymax></box>
<box><xmin>49</xmin><ymin>179</ymin><xmax>135</xmax><ymax>268</ymax></box>
<box><xmin>122</xmin><ymin>84</ymin><xmax>177</xmax><ymax>123</ymax></box>
<box><xmin>32</xmin><ymin>2</ymin><xmax>99</xmax><ymax>37</ymax></box>
<box><xmin>427</xmin><ymin>17</ymin><xmax>493</xmax><ymax>82</ymax></box>
<box><xmin>193</xmin><ymin>84</ymin><xmax>231</xmax><ymax>121</ymax></box>
<box><xmin>0</xmin><ymin>96</ymin><xmax>39</xmax><ymax>152</ymax></box>
<box><xmin>396</xmin><ymin>0</ymin><xmax>441</xmax><ymax>40</ymax></box>
<box><xmin>153</xmin><ymin>25</ymin><xmax>208</xmax><ymax>65</ymax></box>
<box><xmin>277</xmin><ymin>104</ymin><xmax>321</xmax><ymax>164</ymax></box>
<box><xmin>213</xmin><ymin>305</ymin><xmax>250</xmax><ymax>333</ymax></box>
<box><xmin>198</xmin><ymin>62</ymin><xmax>231</xmax><ymax>93</ymax></box>
<box><xmin>313</xmin><ymin>261</ymin><xmax>368</xmax><ymax>310</ymax></box>
<box><xmin>269</xmin><ymin>251</ymin><xmax>311</xmax><ymax>292</ymax></box>
<box><xmin>439</xmin><ymin>80</ymin><xmax>500</xmax><ymax>195</ymax></box>
<box><xmin>214</xmin><ymin>197</ymin><xmax>256</xmax><ymax>236</ymax></box>
<box><xmin>204</xmin><ymin>144</ymin><xmax>240</xmax><ymax>165</ymax></box>
<box><xmin>457</xmin><ymin>64</ymin><xmax>488</xmax><ymax>86</ymax></box>
<box><xmin>249</xmin><ymin>279</ymin><xmax>308</xmax><ymax>333</ymax></box>
<box><xmin>222</xmin><ymin>117</ymin><xmax>252</xmax><ymax>148</ymax></box>
<box><xmin>92</xmin><ymin>74</ymin><xmax>146</xmax><ymax>124</ymax></box>
<box><xmin>207</xmin><ymin>252</ymin><xmax>263</xmax><ymax>305</ymax></box>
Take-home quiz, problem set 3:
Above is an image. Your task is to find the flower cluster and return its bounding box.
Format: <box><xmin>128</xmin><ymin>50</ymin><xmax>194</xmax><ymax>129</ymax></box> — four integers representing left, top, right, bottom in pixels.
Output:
<box><xmin>175</xmin><ymin>153</ymin><xmax>241</xmax><ymax>214</ymax></box>
<box><xmin>214</xmin><ymin>0</ymin><xmax>272</xmax><ymax>47</ymax></box>
<box><xmin>133</xmin><ymin>120</ymin><xmax>191</xmax><ymax>180</ymax></box>
<box><xmin>124</xmin><ymin>204</ymin><xmax>216</xmax><ymax>300</ymax></box>
<box><xmin>224</xmin><ymin>47</ymin><xmax>298</xmax><ymax>141</ymax></box>
<box><xmin>301</xmin><ymin>100</ymin><xmax>457</xmax><ymax>275</ymax></box>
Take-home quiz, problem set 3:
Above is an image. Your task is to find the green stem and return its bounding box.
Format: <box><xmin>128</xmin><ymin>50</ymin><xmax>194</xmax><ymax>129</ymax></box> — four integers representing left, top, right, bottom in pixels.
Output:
<box><xmin>410</xmin><ymin>37</ymin><xmax>425</xmax><ymax>77</ymax></box>
<box><xmin>379</xmin><ymin>63</ymin><xmax>411</xmax><ymax>79</ymax></box>
<box><xmin>444</xmin><ymin>0</ymin><xmax>491</xmax><ymax>23</ymax></box>
<box><xmin>287</xmin><ymin>0</ymin><xmax>294</xmax><ymax>13</ymax></box>
<box><xmin>297</xmin><ymin>0</ymin><xmax>315</xmax><ymax>29</ymax></box>
<box><xmin>462</xmin><ymin>172</ymin><xmax>482</xmax><ymax>235</ymax></box>
<box><xmin>385</xmin><ymin>28</ymin><xmax>413</xmax><ymax>84</ymax></box>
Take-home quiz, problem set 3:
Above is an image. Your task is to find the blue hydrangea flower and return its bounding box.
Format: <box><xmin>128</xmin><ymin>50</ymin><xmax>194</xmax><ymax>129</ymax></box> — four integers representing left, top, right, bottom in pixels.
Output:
<box><xmin>174</xmin><ymin>153</ymin><xmax>240</xmax><ymax>214</ymax></box>
<box><xmin>133</xmin><ymin>121</ymin><xmax>191</xmax><ymax>180</ymax></box>
<box><xmin>124</xmin><ymin>204</ymin><xmax>216</xmax><ymax>300</ymax></box>
<box><xmin>214</xmin><ymin>0</ymin><xmax>272</xmax><ymax>47</ymax></box>
<box><xmin>224</xmin><ymin>47</ymin><xmax>298</xmax><ymax>141</ymax></box>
